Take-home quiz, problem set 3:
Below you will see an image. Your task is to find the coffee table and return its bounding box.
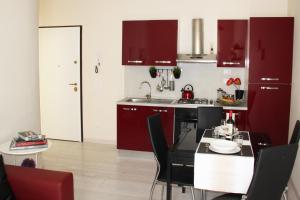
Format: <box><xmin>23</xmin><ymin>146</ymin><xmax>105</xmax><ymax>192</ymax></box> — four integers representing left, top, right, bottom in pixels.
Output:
<box><xmin>0</xmin><ymin>140</ymin><xmax>51</xmax><ymax>167</ymax></box>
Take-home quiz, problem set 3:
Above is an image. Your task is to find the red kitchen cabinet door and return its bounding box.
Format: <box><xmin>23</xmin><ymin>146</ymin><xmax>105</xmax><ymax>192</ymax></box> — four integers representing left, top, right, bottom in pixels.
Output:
<box><xmin>122</xmin><ymin>20</ymin><xmax>178</xmax><ymax>66</ymax></box>
<box><xmin>117</xmin><ymin>105</ymin><xmax>174</xmax><ymax>152</ymax></box>
<box><xmin>122</xmin><ymin>21</ymin><xmax>150</xmax><ymax>65</ymax></box>
<box><xmin>149</xmin><ymin>20</ymin><xmax>178</xmax><ymax>66</ymax></box>
<box><xmin>117</xmin><ymin>105</ymin><xmax>147</xmax><ymax>151</ymax></box>
<box><xmin>249</xmin><ymin>17</ymin><xmax>294</xmax><ymax>84</ymax></box>
<box><xmin>145</xmin><ymin>106</ymin><xmax>174</xmax><ymax>147</ymax></box>
<box><xmin>247</xmin><ymin>84</ymin><xmax>291</xmax><ymax>146</ymax></box>
<box><xmin>217</xmin><ymin>20</ymin><xmax>248</xmax><ymax>67</ymax></box>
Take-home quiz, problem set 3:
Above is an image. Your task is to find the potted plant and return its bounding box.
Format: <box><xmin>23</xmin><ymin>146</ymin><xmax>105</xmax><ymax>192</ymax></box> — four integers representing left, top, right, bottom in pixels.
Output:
<box><xmin>149</xmin><ymin>66</ymin><xmax>157</xmax><ymax>78</ymax></box>
<box><xmin>173</xmin><ymin>66</ymin><xmax>181</xmax><ymax>79</ymax></box>
<box><xmin>226</xmin><ymin>77</ymin><xmax>244</xmax><ymax>100</ymax></box>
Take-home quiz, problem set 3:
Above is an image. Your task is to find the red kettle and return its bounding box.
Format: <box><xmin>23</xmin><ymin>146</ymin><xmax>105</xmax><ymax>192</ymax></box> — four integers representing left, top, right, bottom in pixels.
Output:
<box><xmin>181</xmin><ymin>84</ymin><xmax>194</xmax><ymax>99</ymax></box>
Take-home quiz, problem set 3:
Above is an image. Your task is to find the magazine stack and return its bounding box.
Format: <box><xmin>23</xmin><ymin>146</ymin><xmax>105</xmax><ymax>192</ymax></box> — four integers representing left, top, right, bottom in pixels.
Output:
<box><xmin>10</xmin><ymin>131</ymin><xmax>48</xmax><ymax>150</ymax></box>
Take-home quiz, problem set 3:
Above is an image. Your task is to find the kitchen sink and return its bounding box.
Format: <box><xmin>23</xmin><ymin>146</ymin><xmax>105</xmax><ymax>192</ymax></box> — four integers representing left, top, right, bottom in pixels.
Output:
<box><xmin>126</xmin><ymin>98</ymin><xmax>174</xmax><ymax>104</ymax></box>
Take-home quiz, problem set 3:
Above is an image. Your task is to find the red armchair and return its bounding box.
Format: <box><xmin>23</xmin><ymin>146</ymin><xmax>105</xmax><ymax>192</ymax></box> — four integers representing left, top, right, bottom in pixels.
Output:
<box><xmin>5</xmin><ymin>165</ymin><xmax>74</xmax><ymax>200</ymax></box>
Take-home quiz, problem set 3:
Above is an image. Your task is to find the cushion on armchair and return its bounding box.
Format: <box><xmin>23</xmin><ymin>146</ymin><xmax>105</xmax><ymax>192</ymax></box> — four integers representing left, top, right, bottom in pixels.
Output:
<box><xmin>0</xmin><ymin>155</ymin><xmax>15</xmax><ymax>200</ymax></box>
<box><xmin>5</xmin><ymin>165</ymin><xmax>74</xmax><ymax>200</ymax></box>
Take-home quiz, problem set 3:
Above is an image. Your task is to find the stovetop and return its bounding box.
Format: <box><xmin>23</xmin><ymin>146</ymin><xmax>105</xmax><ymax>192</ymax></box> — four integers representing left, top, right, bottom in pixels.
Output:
<box><xmin>177</xmin><ymin>98</ymin><xmax>214</xmax><ymax>105</ymax></box>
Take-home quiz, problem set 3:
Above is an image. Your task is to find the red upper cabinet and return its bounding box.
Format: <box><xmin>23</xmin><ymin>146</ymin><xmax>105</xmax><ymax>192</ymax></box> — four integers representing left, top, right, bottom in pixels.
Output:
<box><xmin>122</xmin><ymin>21</ymin><xmax>150</xmax><ymax>65</ymax></box>
<box><xmin>249</xmin><ymin>17</ymin><xmax>294</xmax><ymax>84</ymax></box>
<box><xmin>122</xmin><ymin>20</ymin><xmax>178</xmax><ymax>66</ymax></box>
<box><xmin>148</xmin><ymin>20</ymin><xmax>178</xmax><ymax>66</ymax></box>
<box><xmin>217</xmin><ymin>20</ymin><xmax>248</xmax><ymax>67</ymax></box>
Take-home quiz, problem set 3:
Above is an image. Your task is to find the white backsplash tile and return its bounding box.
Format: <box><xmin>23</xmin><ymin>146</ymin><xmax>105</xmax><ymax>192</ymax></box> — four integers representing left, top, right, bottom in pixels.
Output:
<box><xmin>125</xmin><ymin>63</ymin><xmax>248</xmax><ymax>100</ymax></box>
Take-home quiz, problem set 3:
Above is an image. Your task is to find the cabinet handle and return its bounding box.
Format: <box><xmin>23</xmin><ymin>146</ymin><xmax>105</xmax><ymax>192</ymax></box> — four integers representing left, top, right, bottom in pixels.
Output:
<box><xmin>122</xmin><ymin>107</ymin><xmax>137</xmax><ymax>111</ymax></box>
<box><xmin>152</xmin><ymin>109</ymin><xmax>168</xmax><ymax>113</ymax></box>
<box><xmin>155</xmin><ymin>60</ymin><xmax>171</xmax><ymax>64</ymax></box>
<box><xmin>258</xmin><ymin>142</ymin><xmax>270</xmax><ymax>146</ymax></box>
<box><xmin>128</xmin><ymin>60</ymin><xmax>143</xmax><ymax>64</ymax></box>
<box><xmin>222</xmin><ymin>61</ymin><xmax>240</xmax><ymax>65</ymax></box>
<box><xmin>261</xmin><ymin>77</ymin><xmax>279</xmax><ymax>81</ymax></box>
<box><xmin>260</xmin><ymin>86</ymin><xmax>279</xmax><ymax>90</ymax></box>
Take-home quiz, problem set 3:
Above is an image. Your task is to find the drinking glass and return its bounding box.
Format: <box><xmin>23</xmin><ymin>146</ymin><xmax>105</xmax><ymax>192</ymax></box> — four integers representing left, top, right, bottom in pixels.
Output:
<box><xmin>212</xmin><ymin>128</ymin><xmax>219</xmax><ymax>138</ymax></box>
<box><xmin>220</xmin><ymin>119</ymin><xmax>226</xmax><ymax>126</ymax></box>
<box><xmin>234</xmin><ymin>135</ymin><xmax>243</xmax><ymax>148</ymax></box>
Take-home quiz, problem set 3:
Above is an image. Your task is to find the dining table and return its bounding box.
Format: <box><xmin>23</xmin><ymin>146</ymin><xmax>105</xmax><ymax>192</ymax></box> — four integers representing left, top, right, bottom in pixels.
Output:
<box><xmin>167</xmin><ymin>128</ymin><xmax>255</xmax><ymax>200</ymax></box>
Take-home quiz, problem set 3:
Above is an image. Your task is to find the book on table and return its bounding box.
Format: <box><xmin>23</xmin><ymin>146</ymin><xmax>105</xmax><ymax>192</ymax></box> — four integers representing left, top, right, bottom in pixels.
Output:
<box><xmin>17</xmin><ymin>131</ymin><xmax>44</xmax><ymax>141</ymax></box>
<box><xmin>10</xmin><ymin>131</ymin><xmax>48</xmax><ymax>150</ymax></box>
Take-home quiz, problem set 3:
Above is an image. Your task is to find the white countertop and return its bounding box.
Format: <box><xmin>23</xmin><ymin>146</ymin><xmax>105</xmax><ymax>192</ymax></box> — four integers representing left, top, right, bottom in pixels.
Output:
<box><xmin>117</xmin><ymin>97</ymin><xmax>248</xmax><ymax>110</ymax></box>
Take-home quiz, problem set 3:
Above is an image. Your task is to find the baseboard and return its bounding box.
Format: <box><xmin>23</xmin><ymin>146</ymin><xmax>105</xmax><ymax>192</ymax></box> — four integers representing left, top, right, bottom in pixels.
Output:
<box><xmin>83</xmin><ymin>138</ymin><xmax>116</xmax><ymax>145</ymax></box>
<box><xmin>118</xmin><ymin>149</ymin><xmax>155</xmax><ymax>161</ymax></box>
<box><xmin>289</xmin><ymin>179</ymin><xmax>300</xmax><ymax>200</ymax></box>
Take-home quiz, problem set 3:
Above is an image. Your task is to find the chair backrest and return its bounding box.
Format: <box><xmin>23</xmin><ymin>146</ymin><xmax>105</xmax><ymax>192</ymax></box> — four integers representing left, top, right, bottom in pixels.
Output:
<box><xmin>197</xmin><ymin>107</ymin><xmax>223</xmax><ymax>139</ymax></box>
<box><xmin>290</xmin><ymin>120</ymin><xmax>300</xmax><ymax>144</ymax></box>
<box><xmin>147</xmin><ymin>114</ymin><xmax>169</xmax><ymax>172</ymax></box>
<box><xmin>246</xmin><ymin>144</ymin><xmax>298</xmax><ymax>200</ymax></box>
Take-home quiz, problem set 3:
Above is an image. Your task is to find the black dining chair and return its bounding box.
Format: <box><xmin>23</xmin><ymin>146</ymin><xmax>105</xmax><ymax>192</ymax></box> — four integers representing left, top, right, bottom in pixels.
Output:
<box><xmin>290</xmin><ymin>120</ymin><xmax>300</xmax><ymax>144</ymax></box>
<box><xmin>147</xmin><ymin>114</ymin><xmax>195</xmax><ymax>200</ymax></box>
<box><xmin>212</xmin><ymin>143</ymin><xmax>299</xmax><ymax>200</ymax></box>
<box><xmin>196</xmin><ymin>107</ymin><xmax>223</xmax><ymax>142</ymax></box>
<box><xmin>281</xmin><ymin>120</ymin><xmax>300</xmax><ymax>200</ymax></box>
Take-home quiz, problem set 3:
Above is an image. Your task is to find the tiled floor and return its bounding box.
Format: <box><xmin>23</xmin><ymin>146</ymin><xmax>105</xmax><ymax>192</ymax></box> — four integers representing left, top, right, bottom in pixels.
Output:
<box><xmin>41</xmin><ymin>140</ymin><xmax>222</xmax><ymax>200</ymax></box>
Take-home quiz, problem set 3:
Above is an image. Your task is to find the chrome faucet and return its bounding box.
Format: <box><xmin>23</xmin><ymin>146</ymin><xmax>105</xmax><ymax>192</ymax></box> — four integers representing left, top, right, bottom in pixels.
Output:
<box><xmin>139</xmin><ymin>81</ymin><xmax>151</xmax><ymax>99</ymax></box>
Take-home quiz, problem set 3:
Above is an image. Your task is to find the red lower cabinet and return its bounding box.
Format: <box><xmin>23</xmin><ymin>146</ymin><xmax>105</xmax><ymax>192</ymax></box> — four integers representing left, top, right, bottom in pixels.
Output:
<box><xmin>247</xmin><ymin>84</ymin><xmax>291</xmax><ymax>146</ymax></box>
<box><xmin>117</xmin><ymin>105</ymin><xmax>174</xmax><ymax>152</ymax></box>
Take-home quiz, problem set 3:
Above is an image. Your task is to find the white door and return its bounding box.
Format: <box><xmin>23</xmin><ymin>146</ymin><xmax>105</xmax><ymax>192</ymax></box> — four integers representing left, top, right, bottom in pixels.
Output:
<box><xmin>39</xmin><ymin>26</ymin><xmax>82</xmax><ymax>142</ymax></box>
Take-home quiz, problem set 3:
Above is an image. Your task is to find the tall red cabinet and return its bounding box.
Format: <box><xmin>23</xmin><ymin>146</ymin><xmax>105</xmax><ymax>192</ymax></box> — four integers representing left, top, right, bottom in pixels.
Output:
<box><xmin>122</xmin><ymin>20</ymin><xmax>178</xmax><ymax>66</ymax></box>
<box><xmin>247</xmin><ymin>17</ymin><xmax>294</xmax><ymax>146</ymax></box>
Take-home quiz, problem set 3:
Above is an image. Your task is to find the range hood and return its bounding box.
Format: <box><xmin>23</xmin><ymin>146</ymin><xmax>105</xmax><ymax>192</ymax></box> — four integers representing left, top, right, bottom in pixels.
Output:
<box><xmin>177</xmin><ymin>18</ymin><xmax>217</xmax><ymax>63</ymax></box>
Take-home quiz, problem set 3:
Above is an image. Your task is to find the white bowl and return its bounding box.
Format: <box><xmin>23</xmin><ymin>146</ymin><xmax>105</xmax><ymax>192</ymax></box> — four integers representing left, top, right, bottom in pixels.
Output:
<box><xmin>210</xmin><ymin>140</ymin><xmax>238</xmax><ymax>152</ymax></box>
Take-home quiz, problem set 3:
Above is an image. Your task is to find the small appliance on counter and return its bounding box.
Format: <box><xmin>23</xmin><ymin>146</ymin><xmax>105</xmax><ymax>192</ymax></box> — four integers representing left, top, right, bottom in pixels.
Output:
<box><xmin>181</xmin><ymin>84</ymin><xmax>194</xmax><ymax>99</ymax></box>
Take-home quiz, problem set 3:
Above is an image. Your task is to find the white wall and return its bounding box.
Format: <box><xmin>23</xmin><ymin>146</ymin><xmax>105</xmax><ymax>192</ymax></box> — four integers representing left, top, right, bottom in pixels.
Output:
<box><xmin>125</xmin><ymin>64</ymin><xmax>246</xmax><ymax>100</ymax></box>
<box><xmin>0</xmin><ymin>0</ymin><xmax>40</xmax><ymax>143</ymax></box>
<box><xmin>38</xmin><ymin>0</ymin><xmax>289</xmax><ymax>143</ymax></box>
<box><xmin>288</xmin><ymin>0</ymin><xmax>300</xmax><ymax>199</ymax></box>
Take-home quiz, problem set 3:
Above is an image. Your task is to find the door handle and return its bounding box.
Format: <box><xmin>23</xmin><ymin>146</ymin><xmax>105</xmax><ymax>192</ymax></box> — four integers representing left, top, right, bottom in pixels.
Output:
<box><xmin>69</xmin><ymin>83</ymin><xmax>78</xmax><ymax>86</ymax></box>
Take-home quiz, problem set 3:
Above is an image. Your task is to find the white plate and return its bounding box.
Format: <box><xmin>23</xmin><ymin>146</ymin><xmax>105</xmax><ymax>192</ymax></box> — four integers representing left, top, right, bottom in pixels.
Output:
<box><xmin>210</xmin><ymin>140</ymin><xmax>238</xmax><ymax>151</ymax></box>
<box><xmin>209</xmin><ymin>145</ymin><xmax>241</xmax><ymax>154</ymax></box>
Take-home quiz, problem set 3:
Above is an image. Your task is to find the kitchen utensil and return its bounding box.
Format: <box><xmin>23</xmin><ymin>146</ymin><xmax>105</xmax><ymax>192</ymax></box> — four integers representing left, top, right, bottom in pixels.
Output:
<box><xmin>161</xmin><ymin>76</ymin><xmax>166</xmax><ymax>87</ymax></box>
<box><xmin>181</xmin><ymin>84</ymin><xmax>194</xmax><ymax>99</ymax></box>
<box><xmin>156</xmin><ymin>83</ymin><xmax>163</xmax><ymax>92</ymax></box>
<box><xmin>169</xmin><ymin>81</ymin><xmax>175</xmax><ymax>91</ymax></box>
